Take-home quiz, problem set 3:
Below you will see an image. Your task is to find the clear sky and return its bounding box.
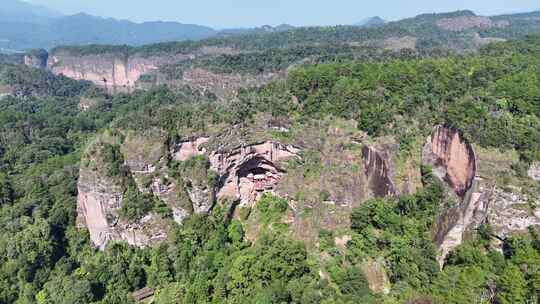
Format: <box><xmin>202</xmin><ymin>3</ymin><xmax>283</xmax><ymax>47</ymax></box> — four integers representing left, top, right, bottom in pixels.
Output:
<box><xmin>25</xmin><ymin>0</ymin><xmax>540</xmax><ymax>28</ymax></box>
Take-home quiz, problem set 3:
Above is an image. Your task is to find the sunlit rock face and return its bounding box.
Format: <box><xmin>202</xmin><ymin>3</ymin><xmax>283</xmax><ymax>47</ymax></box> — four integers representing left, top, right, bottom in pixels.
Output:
<box><xmin>423</xmin><ymin>125</ymin><xmax>478</xmax><ymax>266</ymax></box>
<box><xmin>425</xmin><ymin>125</ymin><xmax>540</xmax><ymax>267</ymax></box>
<box><xmin>173</xmin><ymin>137</ymin><xmax>209</xmax><ymax>161</ymax></box>
<box><xmin>422</xmin><ymin>125</ymin><xmax>476</xmax><ymax>198</ymax></box>
<box><xmin>76</xmin><ymin>153</ymin><xmax>167</xmax><ymax>250</ymax></box>
<box><xmin>48</xmin><ymin>53</ymin><xmax>162</xmax><ymax>91</ymax></box>
<box><xmin>210</xmin><ymin>141</ymin><xmax>300</xmax><ymax>207</ymax></box>
<box><xmin>76</xmin><ymin>131</ymin><xmax>300</xmax><ymax>249</ymax></box>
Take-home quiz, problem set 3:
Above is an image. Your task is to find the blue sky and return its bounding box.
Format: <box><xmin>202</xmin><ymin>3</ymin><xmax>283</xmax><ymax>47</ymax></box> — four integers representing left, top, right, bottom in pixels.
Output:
<box><xmin>26</xmin><ymin>0</ymin><xmax>539</xmax><ymax>28</ymax></box>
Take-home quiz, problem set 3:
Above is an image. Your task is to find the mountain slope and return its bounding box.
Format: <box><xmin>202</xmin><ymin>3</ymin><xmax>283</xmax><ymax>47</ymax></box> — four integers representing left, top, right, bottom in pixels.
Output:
<box><xmin>0</xmin><ymin>0</ymin><xmax>61</xmax><ymax>23</ymax></box>
<box><xmin>47</xmin><ymin>13</ymin><xmax>217</xmax><ymax>46</ymax></box>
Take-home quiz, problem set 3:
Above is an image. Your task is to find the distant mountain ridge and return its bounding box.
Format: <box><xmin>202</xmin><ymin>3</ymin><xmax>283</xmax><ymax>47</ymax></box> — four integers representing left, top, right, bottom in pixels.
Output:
<box><xmin>0</xmin><ymin>0</ymin><xmax>61</xmax><ymax>24</ymax></box>
<box><xmin>355</xmin><ymin>16</ymin><xmax>386</xmax><ymax>27</ymax></box>
<box><xmin>0</xmin><ymin>1</ymin><xmax>300</xmax><ymax>52</ymax></box>
<box><xmin>2</xmin><ymin>1</ymin><xmax>540</xmax><ymax>54</ymax></box>
<box><xmin>0</xmin><ymin>0</ymin><xmax>219</xmax><ymax>52</ymax></box>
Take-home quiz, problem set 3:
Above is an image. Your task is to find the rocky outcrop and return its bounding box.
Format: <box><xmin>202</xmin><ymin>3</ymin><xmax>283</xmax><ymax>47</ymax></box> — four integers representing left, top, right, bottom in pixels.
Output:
<box><xmin>425</xmin><ymin>126</ymin><xmax>540</xmax><ymax>266</ymax></box>
<box><xmin>210</xmin><ymin>141</ymin><xmax>300</xmax><ymax>207</ymax></box>
<box><xmin>46</xmin><ymin>47</ymin><xmax>240</xmax><ymax>93</ymax></box>
<box><xmin>423</xmin><ymin>125</ymin><xmax>476</xmax><ymax>198</ymax></box>
<box><xmin>173</xmin><ymin>137</ymin><xmax>209</xmax><ymax>161</ymax></box>
<box><xmin>476</xmin><ymin>187</ymin><xmax>540</xmax><ymax>239</ymax></box>
<box><xmin>48</xmin><ymin>52</ymin><xmax>168</xmax><ymax>91</ymax></box>
<box><xmin>77</xmin><ymin>131</ymin><xmax>300</xmax><ymax>249</ymax></box>
<box><xmin>437</xmin><ymin>183</ymin><xmax>540</xmax><ymax>256</ymax></box>
<box><xmin>77</xmin><ymin>140</ymin><xmax>167</xmax><ymax>250</ymax></box>
<box><xmin>361</xmin><ymin>259</ymin><xmax>391</xmax><ymax>295</ymax></box>
<box><xmin>24</xmin><ymin>49</ymin><xmax>48</xmax><ymax>69</ymax></box>
<box><xmin>529</xmin><ymin>162</ymin><xmax>540</xmax><ymax>181</ymax></box>
<box><xmin>362</xmin><ymin>146</ymin><xmax>397</xmax><ymax>198</ymax></box>
<box><xmin>436</xmin><ymin>16</ymin><xmax>510</xmax><ymax>31</ymax></box>
<box><xmin>78</xmin><ymin>97</ymin><xmax>98</xmax><ymax>111</ymax></box>
<box><xmin>423</xmin><ymin>125</ymin><xmax>478</xmax><ymax>265</ymax></box>
<box><xmin>434</xmin><ymin>179</ymin><xmax>484</xmax><ymax>265</ymax></box>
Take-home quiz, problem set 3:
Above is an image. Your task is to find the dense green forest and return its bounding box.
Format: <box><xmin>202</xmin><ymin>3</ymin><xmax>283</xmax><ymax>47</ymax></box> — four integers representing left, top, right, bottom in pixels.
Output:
<box><xmin>158</xmin><ymin>44</ymin><xmax>453</xmax><ymax>81</ymax></box>
<box><xmin>1</xmin><ymin>33</ymin><xmax>540</xmax><ymax>304</ymax></box>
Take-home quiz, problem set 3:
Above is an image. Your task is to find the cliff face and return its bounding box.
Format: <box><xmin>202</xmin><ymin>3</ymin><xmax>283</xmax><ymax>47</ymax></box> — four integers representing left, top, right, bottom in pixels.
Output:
<box><xmin>423</xmin><ymin>125</ymin><xmax>476</xmax><ymax>198</ymax></box>
<box><xmin>209</xmin><ymin>141</ymin><xmax>300</xmax><ymax>207</ymax></box>
<box><xmin>76</xmin><ymin>128</ymin><xmax>302</xmax><ymax>249</ymax></box>
<box><xmin>425</xmin><ymin>126</ymin><xmax>540</xmax><ymax>266</ymax></box>
<box><xmin>24</xmin><ymin>49</ymin><xmax>48</xmax><ymax>69</ymax></box>
<box><xmin>362</xmin><ymin>146</ymin><xmax>397</xmax><ymax>198</ymax></box>
<box><xmin>48</xmin><ymin>52</ymin><xmax>173</xmax><ymax>91</ymax></box>
<box><xmin>77</xmin><ymin>122</ymin><xmax>539</xmax><ymax>253</ymax></box>
<box><xmin>41</xmin><ymin>47</ymin><xmax>281</xmax><ymax>98</ymax></box>
<box><xmin>177</xmin><ymin>68</ymin><xmax>283</xmax><ymax>100</ymax></box>
<box><xmin>77</xmin><ymin>138</ymin><xmax>168</xmax><ymax>249</ymax></box>
<box><xmin>46</xmin><ymin>47</ymin><xmax>245</xmax><ymax>94</ymax></box>
<box><xmin>423</xmin><ymin>125</ymin><xmax>478</xmax><ymax>264</ymax></box>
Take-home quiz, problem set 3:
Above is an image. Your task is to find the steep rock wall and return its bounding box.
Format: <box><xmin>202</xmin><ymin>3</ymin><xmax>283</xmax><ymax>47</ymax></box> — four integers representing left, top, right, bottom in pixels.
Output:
<box><xmin>425</xmin><ymin>125</ymin><xmax>540</xmax><ymax>266</ymax></box>
<box><xmin>77</xmin><ymin>131</ymin><xmax>301</xmax><ymax>249</ymax></box>
<box><xmin>46</xmin><ymin>47</ymin><xmax>240</xmax><ymax>93</ymax></box>
<box><xmin>422</xmin><ymin>125</ymin><xmax>478</xmax><ymax>265</ymax></box>
<box><xmin>210</xmin><ymin>141</ymin><xmax>300</xmax><ymax>207</ymax></box>
<box><xmin>422</xmin><ymin>125</ymin><xmax>476</xmax><ymax>198</ymax></box>
<box><xmin>173</xmin><ymin>137</ymin><xmax>209</xmax><ymax>161</ymax></box>
<box><xmin>48</xmin><ymin>53</ymin><xmax>165</xmax><ymax>90</ymax></box>
<box><xmin>362</xmin><ymin>146</ymin><xmax>397</xmax><ymax>198</ymax></box>
<box><xmin>77</xmin><ymin>139</ymin><xmax>168</xmax><ymax>249</ymax></box>
<box><xmin>24</xmin><ymin>49</ymin><xmax>48</xmax><ymax>69</ymax></box>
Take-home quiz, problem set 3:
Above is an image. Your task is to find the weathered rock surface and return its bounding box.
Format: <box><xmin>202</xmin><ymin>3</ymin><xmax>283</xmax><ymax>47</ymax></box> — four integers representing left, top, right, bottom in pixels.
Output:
<box><xmin>423</xmin><ymin>125</ymin><xmax>476</xmax><ymax>198</ymax></box>
<box><xmin>362</xmin><ymin>146</ymin><xmax>397</xmax><ymax>198</ymax></box>
<box><xmin>48</xmin><ymin>53</ymin><xmax>167</xmax><ymax>91</ymax></box>
<box><xmin>434</xmin><ymin>179</ymin><xmax>484</xmax><ymax>266</ymax></box>
<box><xmin>77</xmin><ymin>139</ymin><xmax>167</xmax><ymax>249</ymax></box>
<box><xmin>423</xmin><ymin>125</ymin><xmax>478</xmax><ymax>265</ymax></box>
<box><xmin>173</xmin><ymin>137</ymin><xmax>209</xmax><ymax>161</ymax></box>
<box><xmin>0</xmin><ymin>85</ymin><xmax>13</xmax><ymax>99</ymax></box>
<box><xmin>179</xmin><ymin>68</ymin><xmax>282</xmax><ymax>100</ymax></box>
<box><xmin>77</xmin><ymin>131</ymin><xmax>301</xmax><ymax>249</ymax></box>
<box><xmin>425</xmin><ymin>125</ymin><xmax>540</xmax><ymax>266</ymax></box>
<box><xmin>476</xmin><ymin>187</ymin><xmax>540</xmax><ymax>239</ymax></box>
<box><xmin>46</xmin><ymin>47</ymin><xmax>242</xmax><ymax>94</ymax></box>
<box><xmin>210</xmin><ymin>141</ymin><xmax>300</xmax><ymax>207</ymax></box>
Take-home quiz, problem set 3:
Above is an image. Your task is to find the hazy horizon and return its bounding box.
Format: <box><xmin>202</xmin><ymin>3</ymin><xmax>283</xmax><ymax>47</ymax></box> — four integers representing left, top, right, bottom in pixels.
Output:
<box><xmin>24</xmin><ymin>0</ymin><xmax>540</xmax><ymax>29</ymax></box>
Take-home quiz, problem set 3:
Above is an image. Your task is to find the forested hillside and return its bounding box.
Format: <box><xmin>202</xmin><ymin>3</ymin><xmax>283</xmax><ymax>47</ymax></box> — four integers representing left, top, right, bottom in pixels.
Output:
<box><xmin>0</xmin><ymin>32</ymin><xmax>540</xmax><ymax>303</ymax></box>
<box><xmin>37</xmin><ymin>9</ymin><xmax>540</xmax><ymax>102</ymax></box>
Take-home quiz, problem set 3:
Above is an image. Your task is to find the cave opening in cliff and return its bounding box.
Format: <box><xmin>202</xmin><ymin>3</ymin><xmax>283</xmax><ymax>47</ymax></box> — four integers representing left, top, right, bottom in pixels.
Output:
<box><xmin>237</xmin><ymin>157</ymin><xmax>284</xmax><ymax>193</ymax></box>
